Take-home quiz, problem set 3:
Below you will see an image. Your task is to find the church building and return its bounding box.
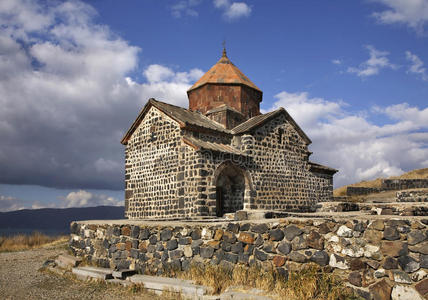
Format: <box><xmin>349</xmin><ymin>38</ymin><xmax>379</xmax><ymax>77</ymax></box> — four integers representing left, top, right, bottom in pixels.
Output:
<box><xmin>121</xmin><ymin>49</ymin><xmax>337</xmax><ymax>219</ymax></box>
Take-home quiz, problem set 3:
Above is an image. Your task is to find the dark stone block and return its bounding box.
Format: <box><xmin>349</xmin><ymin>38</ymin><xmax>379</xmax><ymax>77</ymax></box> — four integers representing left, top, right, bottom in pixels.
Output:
<box><xmin>350</xmin><ymin>258</ymin><xmax>366</xmax><ymax>270</ymax></box>
<box><xmin>200</xmin><ymin>247</ymin><xmax>214</xmax><ymax>258</ymax></box>
<box><xmin>155</xmin><ymin>243</ymin><xmax>164</xmax><ymax>251</ymax></box>
<box><xmin>70</xmin><ymin>223</ymin><xmax>79</xmax><ymax>234</ymax></box>
<box><xmin>131</xmin><ymin>239</ymin><xmax>138</xmax><ymax>249</ymax></box>
<box><xmin>383</xmin><ymin>257</ymin><xmax>398</xmax><ymax>269</ymax></box>
<box><xmin>231</xmin><ymin>242</ymin><xmax>244</xmax><ymax>254</ymax></box>
<box><xmin>221</xmin><ymin>242</ymin><xmax>232</xmax><ymax>252</ymax></box>
<box><xmin>113</xmin><ymin>227</ymin><xmax>121</xmax><ymax>236</ymax></box>
<box><xmin>161</xmin><ymin>251</ymin><xmax>168</xmax><ymax>262</ymax></box>
<box><xmin>289</xmin><ymin>251</ymin><xmax>306</xmax><ymax>263</ymax></box>
<box><xmin>269</xmin><ymin>229</ymin><xmax>285</xmax><ymax>241</ymax></box>
<box><xmin>240</xmin><ymin>223</ymin><xmax>251</xmax><ymax>231</ymax></box>
<box><xmin>238</xmin><ymin>253</ymin><xmax>249</xmax><ymax>264</ymax></box>
<box><xmin>310</xmin><ymin>251</ymin><xmax>329</xmax><ymax>266</ymax></box>
<box><xmin>182</xmin><ymin>259</ymin><xmax>190</xmax><ymax>271</ymax></box>
<box><xmin>191</xmin><ymin>230</ymin><xmax>201</xmax><ymax>240</ymax></box>
<box><xmin>255</xmin><ymin>249</ymin><xmax>267</xmax><ymax>261</ymax></box>
<box><xmin>149</xmin><ymin>235</ymin><xmax>157</xmax><ymax>245</ymax></box>
<box><xmin>398</xmin><ymin>255</ymin><xmax>420</xmax><ymax>273</ymax></box>
<box><xmin>254</xmin><ymin>235</ymin><xmax>264</xmax><ymax>247</ymax></box>
<box><xmin>284</xmin><ymin>225</ymin><xmax>303</xmax><ymax>241</ymax></box>
<box><xmin>227</xmin><ymin>223</ymin><xmax>240</xmax><ymax>234</ymax></box>
<box><xmin>384</xmin><ymin>227</ymin><xmax>400</xmax><ymax>241</ymax></box>
<box><xmin>348</xmin><ymin>271</ymin><xmax>362</xmax><ymax>287</ymax></box>
<box><xmin>130</xmin><ymin>249</ymin><xmax>139</xmax><ymax>259</ymax></box>
<box><xmin>251</xmin><ymin>224</ymin><xmax>268</xmax><ymax>234</ymax></box>
<box><xmin>169</xmin><ymin>250</ymin><xmax>184</xmax><ymax>260</ymax></box>
<box><xmin>166</xmin><ymin>239</ymin><xmax>178</xmax><ymax>250</ymax></box>
<box><xmin>160</xmin><ymin>229</ymin><xmax>172</xmax><ymax>241</ymax></box>
<box><xmin>421</xmin><ymin>255</ymin><xmax>428</xmax><ymax>268</ymax></box>
<box><xmin>114</xmin><ymin>259</ymin><xmax>130</xmax><ymax>271</ymax></box>
<box><xmin>263</xmin><ymin>243</ymin><xmax>276</xmax><ymax>254</ymax></box>
<box><xmin>225</xmin><ymin>253</ymin><xmax>238</xmax><ymax>264</ymax></box>
<box><xmin>139</xmin><ymin>228</ymin><xmax>150</xmax><ymax>240</ymax></box>
<box><xmin>179</xmin><ymin>237</ymin><xmax>191</xmax><ymax>245</ymax></box>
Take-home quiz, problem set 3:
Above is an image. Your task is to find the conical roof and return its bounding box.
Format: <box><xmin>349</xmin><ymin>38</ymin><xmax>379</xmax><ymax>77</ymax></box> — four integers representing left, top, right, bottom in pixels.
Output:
<box><xmin>188</xmin><ymin>49</ymin><xmax>261</xmax><ymax>92</ymax></box>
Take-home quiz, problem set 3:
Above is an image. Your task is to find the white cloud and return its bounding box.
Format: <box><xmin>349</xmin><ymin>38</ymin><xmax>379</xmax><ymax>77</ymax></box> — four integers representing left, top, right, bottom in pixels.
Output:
<box><xmin>405</xmin><ymin>51</ymin><xmax>428</xmax><ymax>81</ymax></box>
<box><xmin>213</xmin><ymin>0</ymin><xmax>251</xmax><ymax>20</ymax></box>
<box><xmin>0</xmin><ymin>195</ymin><xmax>25</xmax><ymax>212</ymax></box>
<box><xmin>0</xmin><ymin>0</ymin><xmax>203</xmax><ymax>190</ymax></box>
<box><xmin>371</xmin><ymin>0</ymin><xmax>428</xmax><ymax>32</ymax></box>
<box><xmin>347</xmin><ymin>45</ymin><xmax>396</xmax><ymax>77</ymax></box>
<box><xmin>60</xmin><ymin>190</ymin><xmax>121</xmax><ymax>208</ymax></box>
<box><xmin>332</xmin><ymin>59</ymin><xmax>342</xmax><ymax>65</ymax></box>
<box><xmin>171</xmin><ymin>0</ymin><xmax>201</xmax><ymax>18</ymax></box>
<box><xmin>269</xmin><ymin>91</ymin><xmax>428</xmax><ymax>188</ymax></box>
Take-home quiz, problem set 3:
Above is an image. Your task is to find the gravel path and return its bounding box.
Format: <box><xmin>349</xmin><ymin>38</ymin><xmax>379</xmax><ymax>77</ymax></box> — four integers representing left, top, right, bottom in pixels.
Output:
<box><xmin>0</xmin><ymin>243</ymin><xmax>164</xmax><ymax>300</ymax></box>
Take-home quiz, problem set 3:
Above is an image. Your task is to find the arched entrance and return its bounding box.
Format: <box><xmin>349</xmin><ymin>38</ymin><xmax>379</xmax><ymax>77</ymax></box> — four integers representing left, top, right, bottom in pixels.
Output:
<box><xmin>215</xmin><ymin>163</ymin><xmax>246</xmax><ymax>217</ymax></box>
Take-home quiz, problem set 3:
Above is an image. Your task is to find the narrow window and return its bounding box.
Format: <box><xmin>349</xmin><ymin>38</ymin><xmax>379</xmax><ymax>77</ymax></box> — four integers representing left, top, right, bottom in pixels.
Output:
<box><xmin>278</xmin><ymin>128</ymin><xmax>284</xmax><ymax>144</ymax></box>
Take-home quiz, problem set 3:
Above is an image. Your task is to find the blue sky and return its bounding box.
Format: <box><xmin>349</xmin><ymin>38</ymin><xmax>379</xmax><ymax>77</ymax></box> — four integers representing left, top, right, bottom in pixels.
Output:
<box><xmin>0</xmin><ymin>0</ymin><xmax>427</xmax><ymax>211</ymax></box>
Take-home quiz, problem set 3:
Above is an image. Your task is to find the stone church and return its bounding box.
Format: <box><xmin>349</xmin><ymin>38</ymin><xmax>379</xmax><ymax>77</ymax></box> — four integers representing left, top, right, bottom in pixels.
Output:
<box><xmin>121</xmin><ymin>49</ymin><xmax>337</xmax><ymax>219</ymax></box>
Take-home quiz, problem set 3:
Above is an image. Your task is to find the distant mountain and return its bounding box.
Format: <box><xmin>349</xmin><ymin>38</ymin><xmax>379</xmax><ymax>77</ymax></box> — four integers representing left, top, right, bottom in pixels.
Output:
<box><xmin>0</xmin><ymin>206</ymin><xmax>124</xmax><ymax>235</ymax></box>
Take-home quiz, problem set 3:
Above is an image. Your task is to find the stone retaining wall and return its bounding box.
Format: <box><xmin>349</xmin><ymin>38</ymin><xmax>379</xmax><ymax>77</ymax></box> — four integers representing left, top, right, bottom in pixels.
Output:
<box><xmin>70</xmin><ymin>217</ymin><xmax>428</xmax><ymax>299</ymax></box>
<box><xmin>397</xmin><ymin>190</ymin><xmax>428</xmax><ymax>203</ymax></box>
<box><xmin>346</xmin><ymin>179</ymin><xmax>428</xmax><ymax>196</ymax></box>
<box><xmin>382</xmin><ymin>179</ymin><xmax>428</xmax><ymax>191</ymax></box>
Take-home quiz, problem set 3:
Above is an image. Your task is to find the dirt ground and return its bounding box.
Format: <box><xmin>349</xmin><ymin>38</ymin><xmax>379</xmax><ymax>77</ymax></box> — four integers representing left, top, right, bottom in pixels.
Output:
<box><xmin>0</xmin><ymin>242</ymin><xmax>166</xmax><ymax>300</ymax></box>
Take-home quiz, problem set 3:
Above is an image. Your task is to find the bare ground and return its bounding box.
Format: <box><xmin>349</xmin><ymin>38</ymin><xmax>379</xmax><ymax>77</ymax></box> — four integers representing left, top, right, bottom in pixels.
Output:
<box><xmin>0</xmin><ymin>242</ymin><xmax>165</xmax><ymax>300</ymax></box>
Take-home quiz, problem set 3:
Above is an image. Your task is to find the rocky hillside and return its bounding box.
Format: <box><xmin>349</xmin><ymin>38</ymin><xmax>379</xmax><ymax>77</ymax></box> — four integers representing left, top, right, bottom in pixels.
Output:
<box><xmin>334</xmin><ymin>168</ymin><xmax>428</xmax><ymax>197</ymax></box>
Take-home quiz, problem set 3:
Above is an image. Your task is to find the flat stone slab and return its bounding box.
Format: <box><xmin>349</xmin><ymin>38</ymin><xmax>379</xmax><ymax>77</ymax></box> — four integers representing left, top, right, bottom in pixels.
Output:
<box><xmin>112</xmin><ymin>269</ymin><xmax>136</xmax><ymax>279</ymax></box>
<box><xmin>72</xmin><ymin>266</ymin><xmax>113</xmax><ymax>280</ymax></box>
<box><xmin>55</xmin><ymin>254</ymin><xmax>81</xmax><ymax>269</ymax></box>
<box><xmin>127</xmin><ymin>274</ymin><xmax>207</xmax><ymax>296</ymax></box>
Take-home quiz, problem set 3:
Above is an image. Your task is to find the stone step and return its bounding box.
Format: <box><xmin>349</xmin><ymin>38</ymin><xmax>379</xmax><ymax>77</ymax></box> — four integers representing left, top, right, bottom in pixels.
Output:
<box><xmin>127</xmin><ymin>274</ymin><xmax>207</xmax><ymax>296</ymax></box>
<box><xmin>55</xmin><ymin>254</ymin><xmax>82</xmax><ymax>269</ymax></box>
<box><xmin>72</xmin><ymin>266</ymin><xmax>113</xmax><ymax>280</ymax></box>
<box><xmin>112</xmin><ymin>269</ymin><xmax>136</xmax><ymax>279</ymax></box>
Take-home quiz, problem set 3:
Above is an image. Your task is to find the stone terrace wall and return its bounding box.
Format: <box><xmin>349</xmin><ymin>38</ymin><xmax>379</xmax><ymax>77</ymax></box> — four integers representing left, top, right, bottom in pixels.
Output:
<box><xmin>70</xmin><ymin>217</ymin><xmax>428</xmax><ymax>299</ymax></box>
<box><xmin>382</xmin><ymin>179</ymin><xmax>428</xmax><ymax>191</ymax></box>
<box><xmin>346</xmin><ymin>179</ymin><xmax>428</xmax><ymax>196</ymax></box>
<box><xmin>397</xmin><ymin>189</ymin><xmax>428</xmax><ymax>203</ymax></box>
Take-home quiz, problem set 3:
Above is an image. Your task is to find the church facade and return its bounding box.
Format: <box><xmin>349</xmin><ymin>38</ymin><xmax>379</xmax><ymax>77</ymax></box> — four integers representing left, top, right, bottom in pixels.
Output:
<box><xmin>121</xmin><ymin>50</ymin><xmax>337</xmax><ymax>219</ymax></box>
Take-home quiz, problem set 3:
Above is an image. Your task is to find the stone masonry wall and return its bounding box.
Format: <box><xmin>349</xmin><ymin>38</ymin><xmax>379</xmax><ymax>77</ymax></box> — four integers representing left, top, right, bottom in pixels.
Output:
<box><xmin>125</xmin><ymin>107</ymin><xmax>183</xmax><ymax>219</ymax></box>
<box><xmin>70</xmin><ymin>217</ymin><xmax>428</xmax><ymax>299</ymax></box>
<box><xmin>397</xmin><ymin>189</ymin><xmax>428</xmax><ymax>202</ymax></box>
<box><xmin>347</xmin><ymin>179</ymin><xmax>428</xmax><ymax>196</ymax></box>
<box><xmin>232</xmin><ymin>114</ymin><xmax>333</xmax><ymax>212</ymax></box>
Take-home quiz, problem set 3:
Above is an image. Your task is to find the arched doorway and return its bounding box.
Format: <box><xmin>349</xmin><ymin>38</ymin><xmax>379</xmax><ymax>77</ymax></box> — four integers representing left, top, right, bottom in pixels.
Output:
<box><xmin>215</xmin><ymin>164</ymin><xmax>245</xmax><ymax>217</ymax></box>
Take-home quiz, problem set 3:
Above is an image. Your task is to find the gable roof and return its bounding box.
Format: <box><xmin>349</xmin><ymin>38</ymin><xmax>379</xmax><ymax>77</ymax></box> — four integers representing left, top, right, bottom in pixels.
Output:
<box><xmin>188</xmin><ymin>50</ymin><xmax>262</xmax><ymax>93</ymax></box>
<box><xmin>182</xmin><ymin>136</ymin><xmax>245</xmax><ymax>156</ymax></box>
<box><xmin>121</xmin><ymin>99</ymin><xmax>230</xmax><ymax>145</ymax></box>
<box><xmin>231</xmin><ymin>108</ymin><xmax>312</xmax><ymax>144</ymax></box>
<box><xmin>309</xmin><ymin>161</ymin><xmax>338</xmax><ymax>175</ymax></box>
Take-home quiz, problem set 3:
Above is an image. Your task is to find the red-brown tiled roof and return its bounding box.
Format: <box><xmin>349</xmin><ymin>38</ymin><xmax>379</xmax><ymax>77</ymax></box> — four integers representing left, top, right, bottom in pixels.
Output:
<box><xmin>188</xmin><ymin>50</ymin><xmax>261</xmax><ymax>92</ymax></box>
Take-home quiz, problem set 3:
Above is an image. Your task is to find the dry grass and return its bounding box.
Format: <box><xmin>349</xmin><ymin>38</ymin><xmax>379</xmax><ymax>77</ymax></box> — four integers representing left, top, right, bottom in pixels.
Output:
<box><xmin>333</xmin><ymin>167</ymin><xmax>428</xmax><ymax>197</ymax></box>
<box><xmin>0</xmin><ymin>232</ymin><xmax>67</xmax><ymax>252</ymax></box>
<box><xmin>177</xmin><ymin>263</ymin><xmax>358</xmax><ymax>300</ymax></box>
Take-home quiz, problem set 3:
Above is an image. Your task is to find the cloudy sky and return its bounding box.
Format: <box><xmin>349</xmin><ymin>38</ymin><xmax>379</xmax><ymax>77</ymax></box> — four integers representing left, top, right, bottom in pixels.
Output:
<box><xmin>0</xmin><ymin>0</ymin><xmax>427</xmax><ymax>211</ymax></box>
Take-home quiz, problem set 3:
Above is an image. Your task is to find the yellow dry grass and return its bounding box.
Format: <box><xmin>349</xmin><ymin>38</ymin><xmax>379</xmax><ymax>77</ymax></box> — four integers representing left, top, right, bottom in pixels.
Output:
<box><xmin>0</xmin><ymin>231</ymin><xmax>67</xmax><ymax>252</ymax></box>
<box><xmin>333</xmin><ymin>168</ymin><xmax>428</xmax><ymax>197</ymax></box>
<box><xmin>178</xmin><ymin>263</ymin><xmax>357</xmax><ymax>300</ymax></box>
